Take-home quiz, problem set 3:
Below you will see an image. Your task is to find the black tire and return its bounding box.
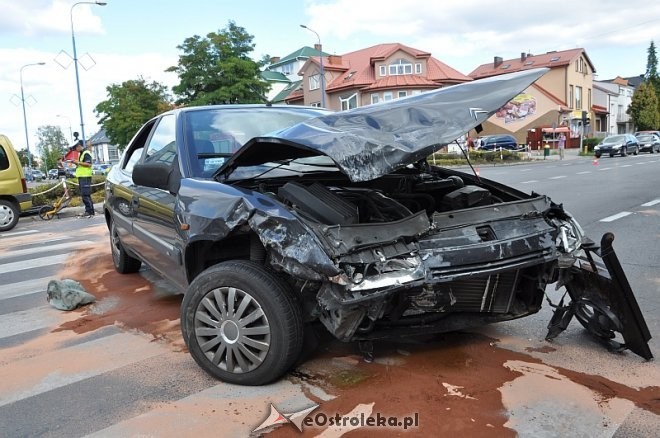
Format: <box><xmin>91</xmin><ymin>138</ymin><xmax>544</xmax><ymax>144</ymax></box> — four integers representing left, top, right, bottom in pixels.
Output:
<box><xmin>0</xmin><ymin>199</ymin><xmax>19</xmax><ymax>232</ymax></box>
<box><xmin>38</xmin><ymin>205</ymin><xmax>56</xmax><ymax>221</ymax></box>
<box><xmin>181</xmin><ymin>260</ymin><xmax>303</xmax><ymax>385</ymax></box>
<box><xmin>609</xmin><ymin>152</ymin><xmax>615</xmax><ymax>158</ymax></box>
<box><xmin>633</xmin><ymin>146</ymin><xmax>638</xmax><ymax>156</ymax></box>
<box><xmin>621</xmin><ymin>147</ymin><xmax>627</xmax><ymax>157</ymax></box>
<box><xmin>594</xmin><ymin>153</ymin><xmax>601</xmax><ymax>158</ymax></box>
<box><xmin>109</xmin><ymin>219</ymin><xmax>142</xmax><ymax>274</ymax></box>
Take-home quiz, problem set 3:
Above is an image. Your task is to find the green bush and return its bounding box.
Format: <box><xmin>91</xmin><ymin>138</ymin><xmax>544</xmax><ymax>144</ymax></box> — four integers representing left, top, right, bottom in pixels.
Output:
<box><xmin>30</xmin><ymin>176</ymin><xmax>106</xmax><ymax>207</ymax></box>
<box><xmin>428</xmin><ymin>150</ymin><xmax>522</xmax><ymax>165</ymax></box>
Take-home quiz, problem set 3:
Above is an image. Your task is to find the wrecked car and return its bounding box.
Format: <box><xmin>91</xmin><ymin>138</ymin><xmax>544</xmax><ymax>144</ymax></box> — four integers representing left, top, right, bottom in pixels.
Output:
<box><xmin>104</xmin><ymin>68</ymin><xmax>652</xmax><ymax>385</ymax></box>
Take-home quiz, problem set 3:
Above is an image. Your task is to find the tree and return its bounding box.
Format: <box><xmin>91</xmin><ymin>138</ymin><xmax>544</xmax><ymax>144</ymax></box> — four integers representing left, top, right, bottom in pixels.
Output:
<box><xmin>645</xmin><ymin>41</ymin><xmax>660</xmax><ymax>94</ymax></box>
<box><xmin>16</xmin><ymin>149</ymin><xmax>30</xmax><ymax>167</ymax></box>
<box><xmin>36</xmin><ymin>125</ymin><xmax>68</xmax><ymax>171</ymax></box>
<box><xmin>95</xmin><ymin>78</ymin><xmax>172</xmax><ymax>150</ymax></box>
<box><xmin>166</xmin><ymin>21</ymin><xmax>270</xmax><ymax>105</ymax></box>
<box><xmin>627</xmin><ymin>82</ymin><xmax>660</xmax><ymax>130</ymax></box>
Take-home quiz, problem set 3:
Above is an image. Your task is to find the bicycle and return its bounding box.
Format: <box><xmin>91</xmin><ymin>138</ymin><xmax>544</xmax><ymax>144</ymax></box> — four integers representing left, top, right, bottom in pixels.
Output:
<box><xmin>39</xmin><ymin>178</ymin><xmax>73</xmax><ymax>220</ymax></box>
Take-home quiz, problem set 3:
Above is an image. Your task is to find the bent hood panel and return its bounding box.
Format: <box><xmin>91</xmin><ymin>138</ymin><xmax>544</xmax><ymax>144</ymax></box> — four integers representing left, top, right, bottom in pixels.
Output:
<box><xmin>219</xmin><ymin>68</ymin><xmax>548</xmax><ymax>182</ymax></box>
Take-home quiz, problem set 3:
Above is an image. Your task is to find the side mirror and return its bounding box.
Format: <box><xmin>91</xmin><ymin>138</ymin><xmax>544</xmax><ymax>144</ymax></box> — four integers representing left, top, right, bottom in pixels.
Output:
<box><xmin>133</xmin><ymin>162</ymin><xmax>180</xmax><ymax>194</ymax></box>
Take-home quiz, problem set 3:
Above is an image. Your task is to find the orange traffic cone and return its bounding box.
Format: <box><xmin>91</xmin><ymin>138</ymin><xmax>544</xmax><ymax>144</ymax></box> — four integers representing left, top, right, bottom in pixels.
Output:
<box><xmin>476</xmin><ymin>167</ymin><xmax>481</xmax><ymax>177</ymax></box>
<box><xmin>592</xmin><ymin>157</ymin><xmax>599</xmax><ymax>166</ymax></box>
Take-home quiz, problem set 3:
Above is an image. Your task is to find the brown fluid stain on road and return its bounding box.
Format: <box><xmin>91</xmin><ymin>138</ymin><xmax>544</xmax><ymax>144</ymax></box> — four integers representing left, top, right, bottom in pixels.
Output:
<box><xmin>53</xmin><ymin>225</ymin><xmax>184</xmax><ymax>350</ymax></box>
<box><xmin>48</xmin><ymin>224</ymin><xmax>659</xmax><ymax>437</ymax></box>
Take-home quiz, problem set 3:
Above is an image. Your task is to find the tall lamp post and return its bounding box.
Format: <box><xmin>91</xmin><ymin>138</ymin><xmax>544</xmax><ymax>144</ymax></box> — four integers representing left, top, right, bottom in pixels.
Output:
<box><xmin>56</xmin><ymin>114</ymin><xmax>74</xmax><ymax>143</ymax></box>
<box><xmin>70</xmin><ymin>1</ymin><xmax>107</xmax><ymax>147</ymax></box>
<box><xmin>20</xmin><ymin>62</ymin><xmax>46</xmax><ymax>169</ymax></box>
<box><xmin>300</xmin><ymin>24</ymin><xmax>325</xmax><ymax>108</ymax></box>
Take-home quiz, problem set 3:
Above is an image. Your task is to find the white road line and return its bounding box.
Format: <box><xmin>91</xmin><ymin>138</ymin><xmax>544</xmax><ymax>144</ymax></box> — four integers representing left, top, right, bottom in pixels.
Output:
<box><xmin>4</xmin><ymin>240</ymin><xmax>92</xmax><ymax>259</ymax></box>
<box><xmin>577</xmin><ymin>171</ymin><xmax>591</xmax><ymax>174</ymax></box>
<box><xmin>549</xmin><ymin>175</ymin><xmax>566</xmax><ymax>180</ymax></box>
<box><xmin>0</xmin><ymin>277</ymin><xmax>50</xmax><ymax>300</ymax></box>
<box><xmin>621</xmin><ymin>164</ymin><xmax>632</xmax><ymax>168</ymax></box>
<box><xmin>0</xmin><ymin>332</ymin><xmax>168</xmax><ymax>408</ymax></box>
<box><xmin>0</xmin><ymin>305</ymin><xmax>63</xmax><ymax>340</ymax></box>
<box><xmin>520</xmin><ymin>180</ymin><xmax>539</xmax><ymax>184</ymax></box>
<box><xmin>520</xmin><ymin>169</ymin><xmax>532</xmax><ymax>172</ymax></box>
<box><xmin>598</xmin><ymin>167</ymin><xmax>612</xmax><ymax>171</ymax></box>
<box><xmin>636</xmin><ymin>162</ymin><xmax>647</xmax><ymax>165</ymax></box>
<box><xmin>0</xmin><ymin>254</ymin><xmax>69</xmax><ymax>275</ymax></box>
<box><xmin>0</xmin><ymin>229</ymin><xmax>39</xmax><ymax>239</ymax></box>
<box><xmin>600</xmin><ymin>212</ymin><xmax>632</xmax><ymax>222</ymax></box>
<box><xmin>641</xmin><ymin>199</ymin><xmax>660</xmax><ymax>207</ymax></box>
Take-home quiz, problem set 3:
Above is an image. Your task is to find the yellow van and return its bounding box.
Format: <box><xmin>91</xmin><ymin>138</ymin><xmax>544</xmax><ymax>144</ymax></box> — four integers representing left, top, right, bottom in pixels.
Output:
<box><xmin>0</xmin><ymin>135</ymin><xmax>32</xmax><ymax>231</ymax></box>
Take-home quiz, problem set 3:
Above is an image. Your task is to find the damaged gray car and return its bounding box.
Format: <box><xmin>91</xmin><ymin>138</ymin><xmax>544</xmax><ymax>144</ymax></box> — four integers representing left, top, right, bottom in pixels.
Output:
<box><xmin>104</xmin><ymin>68</ymin><xmax>652</xmax><ymax>385</ymax></box>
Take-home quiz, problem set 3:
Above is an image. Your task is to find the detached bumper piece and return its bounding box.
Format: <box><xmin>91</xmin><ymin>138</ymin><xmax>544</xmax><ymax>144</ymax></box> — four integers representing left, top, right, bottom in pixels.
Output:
<box><xmin>546</xmin><ymin>233</ymin><xmax>653</xmax><ymax>360</ymax></box>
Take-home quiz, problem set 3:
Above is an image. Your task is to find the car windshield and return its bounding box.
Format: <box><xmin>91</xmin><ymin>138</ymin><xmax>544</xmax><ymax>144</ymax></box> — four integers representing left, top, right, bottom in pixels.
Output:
<box><xmin>184</xmin><ymin>107</ymin><xmax>330</xmax><ymax>177</ymax></box>
<box><xmin>603</xmin><ymin>135</ymin><xmax>625</xmax><ymax>144</ymax></box>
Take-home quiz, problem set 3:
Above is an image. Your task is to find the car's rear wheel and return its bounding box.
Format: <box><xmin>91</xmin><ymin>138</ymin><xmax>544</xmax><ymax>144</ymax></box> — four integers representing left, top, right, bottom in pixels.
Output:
<box><xmin>621</xmin><ymin>147</ymin><xmax>627</xmax><ymax>157</ymax></box>
<box><xmin>181</xmin><ymin>260</ymin><xmax>303</xmax><ymax>385</ymax></box>
<box><xmin>633</xmin><ymin>146</ymin><xmax>638</xmax><ymax>155</ymax></box>
<box><xmin>0</xmin><ymin>200</ymin><xmax>19</xmax><ymax>232</ymax></box>
<box><xmin>110</xmin><ymin>219</ymin><xmax>142</xmax><ymax>273</ymax></box>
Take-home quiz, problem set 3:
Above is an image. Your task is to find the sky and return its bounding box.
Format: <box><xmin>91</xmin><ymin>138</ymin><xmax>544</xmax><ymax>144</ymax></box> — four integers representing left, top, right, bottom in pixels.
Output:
<box><xmin>2</xmin><ymin>0</ymin><xmax>659</xmax><ymax>161</ymax></box>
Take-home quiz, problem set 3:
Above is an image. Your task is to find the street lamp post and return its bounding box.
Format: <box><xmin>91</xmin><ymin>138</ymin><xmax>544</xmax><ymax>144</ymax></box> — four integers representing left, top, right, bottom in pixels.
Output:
<box><xmin>20</xmin><ymin>62</ymin><xmax>46</xmax><ymax>169</ymax></box>
<box><xmin>300</xmin><ymin>24</ymin><xmax>325</xmax><ymax>108</ymax></box>
<box><xmin>70</xmin><ymin>1</ymin><xmax>107</xmax><ymax>147</ymax></box>
<box><xmin>56</xmin><ymin>114</ymin><xmax>73</xmax><ymax>143</ymax></box>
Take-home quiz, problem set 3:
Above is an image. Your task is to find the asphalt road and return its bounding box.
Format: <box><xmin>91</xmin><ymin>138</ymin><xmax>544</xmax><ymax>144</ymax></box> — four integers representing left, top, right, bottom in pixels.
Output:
<box><xmin>1</xmin><ymin>154</ymin><xmax>658</xmax><ymax>437</ymax></box>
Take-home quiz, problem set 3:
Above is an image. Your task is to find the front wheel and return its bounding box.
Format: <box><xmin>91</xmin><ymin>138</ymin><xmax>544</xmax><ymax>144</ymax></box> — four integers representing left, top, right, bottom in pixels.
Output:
<box><xmin>621</xmin><ymin>147</ymin><xmax>628</xmax><ymax>157</ymax></box>
<box><xmin>38</xmin><ymin>205</ymin><xmax>55</xmax><ymax>221</ymax></box>
<box><xmin>633</xmin><ymin>147</ymin><xmax>638</xmax><ymax>155</ymax></box>
<box><xmin>181</xmin><ymin>260</ymin><xmax>303</xmax><ymax>385</ymax></box>
<box><xmin>109</xmin><ymin>219</ymin><xmax>142</xmax><ymax>273</ymax></box>
<box><xmin>0</xmin><ymin>200</ymin><xmax>19</xmax><ymax>231</ymax></box>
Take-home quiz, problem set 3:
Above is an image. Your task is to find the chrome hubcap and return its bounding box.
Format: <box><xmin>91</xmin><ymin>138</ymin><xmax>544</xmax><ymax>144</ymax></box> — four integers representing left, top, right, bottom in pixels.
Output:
<box><xmin>194</xmin><ymin>286</ymin><xmax>271</xmax><ymax>374</ymax></box>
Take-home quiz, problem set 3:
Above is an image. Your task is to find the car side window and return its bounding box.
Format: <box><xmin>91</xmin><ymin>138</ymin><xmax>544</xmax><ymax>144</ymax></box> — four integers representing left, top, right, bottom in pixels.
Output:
<box><xmin>0</xmin><ymin>146</ymin><xmax>9</xmax><ymax>171</ymax></box>
<box><xmin>123</xmin><ymin>147</ymin><xmax>144</xmax><ymax>174</ymax></box>
<box><xmin>144</xmin><ymin>115</ymin><xmax>177</xmax><ymax>166</ymax></box>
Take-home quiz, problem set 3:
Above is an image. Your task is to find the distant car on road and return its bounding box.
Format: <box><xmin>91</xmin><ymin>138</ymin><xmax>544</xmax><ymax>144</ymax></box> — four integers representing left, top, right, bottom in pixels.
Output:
<box><xmin>635</xmin><ymin>133</ymin><xmax>660</xmax><ymax>154</ymax></box>
<box><xmin>48</xmin><ymin>169</ymin><xmax>59</xmax><ymax>179</ymax></box>
<box><xmin>31</xmin><ymin>169</ymin><xmax>45</xmax><ymax>181</ymax></box>
<box><xmin>594</xmin><ymin>134</ymin><xmax>639</xmax><ymax>158</ymax></box>
<box><xmin>92</xmin><ymin>163</ymin><xmax>111</xmax><ymax>175</ymax></box>
<box><xmin>476</xmin><ymin>134</ymin><xmax>520</xmax><ymax>151</ymax></box>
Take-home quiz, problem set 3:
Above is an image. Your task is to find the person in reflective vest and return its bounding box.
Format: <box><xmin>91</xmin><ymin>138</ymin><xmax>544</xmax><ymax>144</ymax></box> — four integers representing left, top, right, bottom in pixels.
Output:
<box><xmin>73</xmin><ymin>140</ymin><xmax>94</xmax><ymax>217</ymax></box>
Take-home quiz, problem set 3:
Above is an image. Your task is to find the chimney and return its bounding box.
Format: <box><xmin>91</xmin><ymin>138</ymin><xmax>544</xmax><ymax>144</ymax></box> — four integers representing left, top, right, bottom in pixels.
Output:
<box><xmin>269</xmin><ymin>56</ymin><xmax>280</xmax><ymax>64</ymax></box>
<box><xmin>328</xmin><ymin>55</ymin><xmax>342</xmax><ymax>65</ymax></box>
<box><xmin>494</xmin><ymin>56</ymin><xmax>503</xmax><ymax>68</ymax></box>
<box><xmin>521</xmin><ymin>52</ymin><xmax>527</xmax><ymax>62</ymax></box>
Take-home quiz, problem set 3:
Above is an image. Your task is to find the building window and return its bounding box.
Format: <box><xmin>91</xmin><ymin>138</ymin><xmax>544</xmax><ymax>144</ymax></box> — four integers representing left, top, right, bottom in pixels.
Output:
<box><xmin>340</xmin><ymin>93</ymin><xmax>358</xmax><ymax>111</ymax></box>
<box><xmin>398</xmin><ymin>91</ymin><xmax>407</xmax><ymax>98</ymax></box>
<box><xmin>569</xmin><ymin>85</ymin><xmax>574</xmax><ymax>109</ymax></box>
<box><xmin>415</xmin><ymin>63</ymin><xmax>421</xmax><ymax>74</ymax></box>
<box><xmin>371</xmin><ymin>94</ymin><xmax>379</xmax><ymax>104</ymax></box>
<box><xmin>383</xmin><ymin>92</ymin><xmax>393</xmax><ymax>101</ymax></box>
<box><xmin>310</xmin><ymin>102</ymin><xmax>321</xmax><ymax>107</ymax></box>
<box><xmin>309</xmin><ymin>74</ymin><xmax>320</xmax><ymax>91</ymax></box>
<box><xmin>281</xmin><ymin>64</ymin><xmax>292</xmax><ymax>75</ymax></box>
<box><xmin>575</xmin><ymin>86</ymin><xmax>582</xmax><ymax>110</ymax></box>
<box><xmin>388</xmin><ymin>59</ymin><xmax>413</xmax><ymax>75</ymax></box>
<box><xmin>379</xmin><ymin>65</ymin><xmax>386</xmax><ymax>76</ymax></box>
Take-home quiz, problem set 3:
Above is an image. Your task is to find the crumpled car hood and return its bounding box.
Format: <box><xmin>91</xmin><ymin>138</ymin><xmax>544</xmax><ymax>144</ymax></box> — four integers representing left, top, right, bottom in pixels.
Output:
<box><xmin>218</xmin><ymin>68</ymin><xmax>548</xmax><ymax>182</ymax></box>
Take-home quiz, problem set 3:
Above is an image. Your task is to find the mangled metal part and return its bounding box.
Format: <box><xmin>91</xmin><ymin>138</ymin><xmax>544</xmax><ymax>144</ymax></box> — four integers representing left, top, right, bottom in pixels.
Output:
<box><xmin>546</xmin><ymin>233</ymin><xmax>653</xmax><ymax>360</ymax></box>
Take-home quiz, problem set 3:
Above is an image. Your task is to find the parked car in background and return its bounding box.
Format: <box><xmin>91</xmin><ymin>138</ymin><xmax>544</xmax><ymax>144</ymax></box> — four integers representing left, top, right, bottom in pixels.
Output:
<box><xmin>635</xmin><ymin>133</ymin><xmax>660</xmax><ymax>154</ymax></box>
<box><xmin>65</xmin><ymin>166</ymin><xmax>77</xmax><ymax>178</ymax></box>
<box><xmin>476</xmin><ymin>134</ymin><xmax>520</xmax><ymax>151</ymax></box>
<box><xmin>633</xmin><ymin>130</ymin><xmax>660</xmax><ymax>138</ymax></box>
<box><xmin>594</xmin><ymin>134</ymin><xmax>639</xmax><ymax>158</ymax></box>
<box><xmin>92</xmin><ymin>163</ymin><xmax>111</xmax><ymax>175</ymax></box>
<box><xmin>103</xmin><ymin>68</ymin><xmax>652</xmax><ymax>386</ymax></box>
<box><xmin>31</xmin><ymin>169</ymin><xmax>45</xmax><ymax>181</ymax></box>
<box><xmin>48</xmin><ymin>169</ymin><xmax>59</xmax><ymax>179</ymax></box>
<box><xmin>0</xmin><ymin>134</ymin><xmax>32</xmax><ymax>231</ymax></box>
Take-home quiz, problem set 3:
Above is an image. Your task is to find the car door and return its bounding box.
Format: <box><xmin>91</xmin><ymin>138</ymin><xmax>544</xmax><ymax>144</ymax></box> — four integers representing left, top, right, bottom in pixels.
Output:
<box><xmin>130</xmin><ymin>114</ymin><xmax>187</xmax><ymax>289</ymax></box>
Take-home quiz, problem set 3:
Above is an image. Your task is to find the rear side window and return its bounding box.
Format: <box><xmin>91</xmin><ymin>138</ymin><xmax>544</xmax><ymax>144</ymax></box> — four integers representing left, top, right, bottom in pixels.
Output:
<box><xmin>0</xmin><ymin>146</ymin><xmax>8</xmax><ymax>171</ymax></box>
